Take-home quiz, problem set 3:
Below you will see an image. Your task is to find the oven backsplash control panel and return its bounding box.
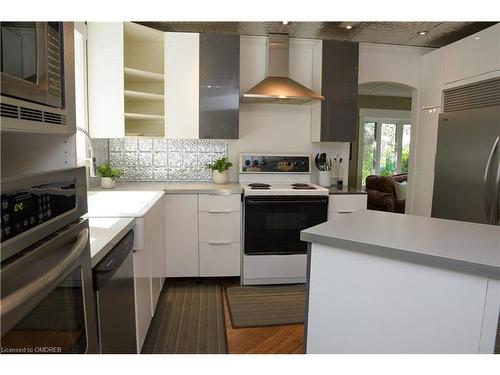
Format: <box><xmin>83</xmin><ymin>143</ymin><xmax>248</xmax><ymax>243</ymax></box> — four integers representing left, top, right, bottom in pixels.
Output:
<box><xmin>240</xmin><ymin>154</ymin><xmax>310</xmax><ymax>173</ymax></box>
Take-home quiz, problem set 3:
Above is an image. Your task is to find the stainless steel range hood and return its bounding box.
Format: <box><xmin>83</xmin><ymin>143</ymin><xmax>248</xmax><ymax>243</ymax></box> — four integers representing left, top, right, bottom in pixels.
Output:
<box><xmin>241</xmin><ymin>34</ymin><xmax>324</xmax><ymax>104</ymax></box>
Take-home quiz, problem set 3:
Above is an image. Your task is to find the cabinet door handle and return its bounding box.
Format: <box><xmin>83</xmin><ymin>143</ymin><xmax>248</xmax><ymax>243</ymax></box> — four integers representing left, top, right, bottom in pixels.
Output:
<box><xmin>337</xmin><ymin>210</ymin><xmax>354</xmax><ymax>214</ymax></box>
<box><xmin>208</xmin><ymin>241</ymin><xmax>231</xmax><ymax>246</ymax></box>
<box><xmin>208</xmin><ymin>210</ymin><xmax>231</xmax><ymax>214</ymax></box>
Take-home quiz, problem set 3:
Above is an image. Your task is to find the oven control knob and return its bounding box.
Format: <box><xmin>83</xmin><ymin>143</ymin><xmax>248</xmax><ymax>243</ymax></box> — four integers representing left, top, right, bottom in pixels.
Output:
<box><xmin>253</xmin><ymin>160</ymin><xmax>259</xmax><ymax>166</ymax></box>
<box><xmin>260</xmin><ymin>160</ymin><xmax>267</xmax><ymax>166</ymax></box>
<box><xmin>244</xmin><ymin>160</ymin><xmax>251</xmax><ymax>166</ymax></box>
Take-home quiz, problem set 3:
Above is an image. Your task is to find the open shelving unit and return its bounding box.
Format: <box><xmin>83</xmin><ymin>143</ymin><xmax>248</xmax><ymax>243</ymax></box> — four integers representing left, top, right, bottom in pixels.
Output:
<box><xmin>123</xmin><ymin>22</ymin><xmax>165</xmax><ymax>137</ymax></box>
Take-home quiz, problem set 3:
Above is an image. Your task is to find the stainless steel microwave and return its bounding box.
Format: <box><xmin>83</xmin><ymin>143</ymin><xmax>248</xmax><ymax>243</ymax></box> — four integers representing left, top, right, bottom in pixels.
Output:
<box><xmin>0</xmin><ymin>22</ymin><xmax>75</xmax><ymax>133</ymax></box>
<box><xmin>1</xmin><ymin>22</ymin><xmax>63</xmax><ymax>108</ymax></box>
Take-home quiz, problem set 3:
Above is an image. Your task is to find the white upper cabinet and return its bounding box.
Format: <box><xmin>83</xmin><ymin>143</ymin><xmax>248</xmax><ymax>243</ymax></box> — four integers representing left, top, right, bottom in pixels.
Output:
<box><xmin>419</xmin><ymin>49</ymin><xmax>443</xmax><ymax>109</ymax></box>
<box><xmin>87</xmin><ymin>22</ymin><xmax>165</xmax><ymax>138</ymax></box>
<box><xmin>165</xmin><ymin>33</ymin><xmax>200</xmax><ymax>139</ymax></box>
<box><xmin>442</xmin><ymin>24</ymin><xmax>500</xmax><ymax>85</ymax></box>
<box><xmin>87</xmin><ymin>22</ymin><xmax>124</xmax><ymax>138</ymax></box>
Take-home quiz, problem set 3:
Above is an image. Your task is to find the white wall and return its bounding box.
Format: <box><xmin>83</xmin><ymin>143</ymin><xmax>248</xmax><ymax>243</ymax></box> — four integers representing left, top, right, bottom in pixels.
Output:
<box><xmin>358</xmin><ymin>43</ymin><xmax>430</xmax><ymax>213</ymax></box>
<box><xmin>227</xmin><ymin>36</ymin><xmax>349</xmax><ymax>183</ymax></box>
<box><xmin>228</xmin><ymin>37</ymin><xmax>433</xmax><ymax>190</ymax></box>
<box><xmin>358</xmin><ymin>43</ymin><xmax>431</xmax><ymax>88</ymax></box>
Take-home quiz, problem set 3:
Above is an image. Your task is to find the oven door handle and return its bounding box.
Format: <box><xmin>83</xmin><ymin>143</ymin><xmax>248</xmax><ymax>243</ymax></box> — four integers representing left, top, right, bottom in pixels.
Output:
<box><xmin>0</xmin><ymin>228</ymin><xmax>89</xmax><ymax>317</ymax></box>
<box><xmin>245</xmin><ymin>199</ymin><xmax>328</xmax><ymax>205</ymax></box>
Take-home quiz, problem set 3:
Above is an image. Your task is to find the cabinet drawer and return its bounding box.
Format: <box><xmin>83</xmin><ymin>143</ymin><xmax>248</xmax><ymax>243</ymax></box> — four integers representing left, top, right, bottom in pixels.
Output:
<box><xmin>199</xmin><ymin>242</ymin><xmax>241</xmax><ymax>276</ymax></box>
<box><xmin>198</xmin><ymin>194</ymin><xmax>241</xmax><ymax>212</ymax></box>
<box><xmin>329</xmin><ymin>195</ymin><xmax>367</xmax><ymax>213</ymax></box>
<box><xmin>199</xmin><ymin>211</ymin><xmax>241</xmax><ymax>243</ymax></box>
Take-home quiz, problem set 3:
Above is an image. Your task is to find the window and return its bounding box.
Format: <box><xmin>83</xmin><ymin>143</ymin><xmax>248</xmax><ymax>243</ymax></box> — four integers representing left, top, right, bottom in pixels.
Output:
<box><xmin>358</xmin><ymin>109</ymin><xmax>412</xmax><ymax>187</ymax></box>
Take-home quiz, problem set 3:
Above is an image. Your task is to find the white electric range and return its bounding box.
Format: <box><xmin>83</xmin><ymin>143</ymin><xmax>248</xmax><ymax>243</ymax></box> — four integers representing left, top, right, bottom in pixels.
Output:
<box><xmin>239</xmin><ymin>154</ymin><xmax>329</xmax><ymax>285</ymax></box>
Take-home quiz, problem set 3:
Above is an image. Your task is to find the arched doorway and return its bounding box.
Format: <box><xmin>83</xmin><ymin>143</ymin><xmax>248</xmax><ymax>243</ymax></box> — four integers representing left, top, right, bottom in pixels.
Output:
<box><xmin>351</xmin><ymin>81</ymin><xmax>418</xmax><ymax>214</ymax></box>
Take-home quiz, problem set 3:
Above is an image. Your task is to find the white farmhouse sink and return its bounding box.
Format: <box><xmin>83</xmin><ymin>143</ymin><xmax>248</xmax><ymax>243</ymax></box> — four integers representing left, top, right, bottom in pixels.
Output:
<box><xmin>84</xmin><ymin>191</ymin><xmax>164</xmax><ymax>218</ymax></box>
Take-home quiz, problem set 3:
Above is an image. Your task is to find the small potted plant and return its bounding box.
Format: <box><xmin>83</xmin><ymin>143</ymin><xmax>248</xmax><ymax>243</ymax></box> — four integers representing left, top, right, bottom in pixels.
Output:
<box><xmin>206</xmin><ymin>157</ymin><xmax>233</xmax><ymax>184</ymax></box>
<box><xmin>96</xmin><ymin>163</ymin><xmax>124</xmax><ymax>189</ymax></box>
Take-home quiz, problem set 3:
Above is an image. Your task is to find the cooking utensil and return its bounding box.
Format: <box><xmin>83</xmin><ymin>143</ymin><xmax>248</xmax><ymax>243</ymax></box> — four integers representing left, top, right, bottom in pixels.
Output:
<box><xmin>326</xmin><ymin>156</ymin><xmax>332</xmax><ymax>171</ymax></box>
<box><xmin>320</xmin><ymin>153</ymin><xmax>327</xmax><ymax>169</ymax></box>
<box><xmin>315</xmin><ymin>153</ymin><xmax>324</xmax><ymax>171</ymax></box>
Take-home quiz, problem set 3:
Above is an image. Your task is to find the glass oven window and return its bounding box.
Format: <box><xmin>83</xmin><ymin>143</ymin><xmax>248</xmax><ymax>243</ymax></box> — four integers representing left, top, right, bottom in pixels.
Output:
<box><xmin>1</xmin><ymin>22</ymin><xmax>38</xmax><ymax>83</ymax></box>
<box><xmin>244</xmin><ymin>196</ymin><xmax>328</xmax><ymax>255</ymax></box>
<box><xmin>1</xmin><ymin>267</ymin><xmax>87</xmax><ymax>354</ymax></box>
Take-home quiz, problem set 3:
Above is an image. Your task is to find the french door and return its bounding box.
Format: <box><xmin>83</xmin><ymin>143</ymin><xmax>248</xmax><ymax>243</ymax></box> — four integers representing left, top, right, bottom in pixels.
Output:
<box><xmin>358</xmin><ymin>112</ymin><xmax>411</xmax><ymax>187</ymax></box>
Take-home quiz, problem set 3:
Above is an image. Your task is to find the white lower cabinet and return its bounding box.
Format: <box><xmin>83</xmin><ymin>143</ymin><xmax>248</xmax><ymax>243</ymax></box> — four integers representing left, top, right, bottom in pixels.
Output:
<box><xmin>198</xmin><ymin>212</ymin><xmax>241</xmax><ymax>243</ymax></box>
<box><xmin>133</xmin><ymin>196</ymin><xmax>166</xmax><ymax>353</ymax></box>
<box><xmin>164</xmin><ymin>194</ymin><xmax>199</xmax><ymax>277</ymax></box>
<box><xmin>164</xmin><ymin>193</ymin><xmax>242</xmax><ymax>277</ymax></box>
<box><xmin>328</xmin><ymin>194</ymin><xmax>367</xmax><ymax>221</ymax></box>
<box><xmin>133</xmin><ymin>231</ymin><xmax>152</xmax><ymax>353</ymax></box>
<box><xmin>199</xmin><ymin>243</ymin><xmax>241</xmax><ymax>276</ymax></box>
<box><xmin>145</xmin><ymin>196</ymin><xmax>165</xmax><ymax>313</ymax></box>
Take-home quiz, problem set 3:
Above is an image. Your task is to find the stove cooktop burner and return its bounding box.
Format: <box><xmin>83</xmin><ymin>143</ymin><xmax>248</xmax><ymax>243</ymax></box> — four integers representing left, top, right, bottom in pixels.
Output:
<box><xmin>292</xmin><ymin>185</ymin><xmax>316</xmax><ymax>190</ymax></box>
<box><xmin>291</xmin><ymin>183</ymin><xmax>311</xmax><ymax>187</ymax></box>
<box><xmin>251</xmin><ymin>186</ymin><xmax>270</xmax><ymax>190</ymax></box>
<box><xmin>248</xmin><ymin>183</ymin><xmax>271</xmax><ymax>188</ymax></box>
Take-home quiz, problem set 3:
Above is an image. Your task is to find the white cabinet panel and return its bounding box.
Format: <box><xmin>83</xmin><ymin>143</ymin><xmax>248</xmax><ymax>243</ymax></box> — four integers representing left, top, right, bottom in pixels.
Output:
<box><xmin>164</xmin><ymin>194</ymin><xmax>199</xmax><ymax>277</ymax></box>
<box><xmin>87</xmin><ymin>22</ymin><xmax>124</xmax><ymax>138</ymax></box>
<box><xmin>199</xmin><ymin>243</ymin><xmax>241</xmax><ymax>276</ymax></box>
<box><xmin>133</xmin><ymin>247</ymin><xmax>152</xmax><ymax>353</ymax></box>
<box><xmin>328</xmin><ymin>195</ymin><xmax>367</xmax><ymax>213</ymax></box>
<box><xmin>468</xmin><ymin>25</ymin><xmax>500</xmax><ymax>79</ymax></box>
<box><xmin>419</xmin><ymin>49</ymin><xmax>443</xmax><ymax>109</ymax></box>
<box><xmin>198</xmin><ymin>194</ymin><xmax>241</xmax><ymax>212</ymax></box>
<box><xmin>443</xmin><ymin>24</ymin><xmax>500</xmax><ymax>85</ymax></box>
<box><xmin>144</xmin><ymin>196</ymin><xmax>165</xmax><ymax>313</ymax></box>
<box><xmin>199</xmin><ymin>212</ymin><xmax>241</xmax><ymax>243</ymax></box>
<box><xmin>165</xmin><ymin>33</ymin><xmax>199</xmax><ymax>139</ymax></box>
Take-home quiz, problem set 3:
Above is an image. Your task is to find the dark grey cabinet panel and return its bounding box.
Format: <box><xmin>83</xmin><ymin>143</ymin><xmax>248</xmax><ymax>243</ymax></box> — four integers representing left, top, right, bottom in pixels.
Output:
<box><xmin>320</xmin><ymin>40</ymin><xmax>359</xmax><ymax>142</ymax></box>
<box><xmin>199</xmin><ymin>34</ymin><xmax>240</xmax><ymax>139</ymax></box>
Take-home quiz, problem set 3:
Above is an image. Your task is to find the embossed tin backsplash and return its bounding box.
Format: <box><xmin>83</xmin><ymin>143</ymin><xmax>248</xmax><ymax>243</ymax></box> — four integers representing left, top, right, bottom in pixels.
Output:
<box><xmin>108</xmin><ymin>138</ymin><xmax>228</xmax><ymax>181</ymax></box>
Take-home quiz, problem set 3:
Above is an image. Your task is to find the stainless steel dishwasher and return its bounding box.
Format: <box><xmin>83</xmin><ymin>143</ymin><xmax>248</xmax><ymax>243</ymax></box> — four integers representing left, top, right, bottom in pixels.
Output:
<box><xmin>93</xmin><ymin>230</ymin><xmax>137</xmax><ymax>353</ymax></box>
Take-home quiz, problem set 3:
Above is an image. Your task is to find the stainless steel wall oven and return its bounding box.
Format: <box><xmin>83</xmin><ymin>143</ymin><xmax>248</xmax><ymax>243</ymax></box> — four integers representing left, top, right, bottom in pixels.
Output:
<box><xmin>0</xmin><ymin>167</ymin><xmax>98</xmax><ymax>354</ymax></box>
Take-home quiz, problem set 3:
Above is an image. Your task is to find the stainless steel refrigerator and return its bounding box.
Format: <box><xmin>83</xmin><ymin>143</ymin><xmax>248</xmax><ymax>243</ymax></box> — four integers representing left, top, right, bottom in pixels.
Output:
<box><xmin>432</xmin><ymin>105</ymin><xmax>500</xmax><ymax>225</ymax></box>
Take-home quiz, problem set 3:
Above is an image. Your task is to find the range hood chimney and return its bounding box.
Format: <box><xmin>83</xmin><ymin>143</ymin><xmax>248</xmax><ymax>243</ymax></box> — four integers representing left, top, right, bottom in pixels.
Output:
<box><xmin>241</xmin><ymin>34</ymin><xmax>324</xmax><ymax>104</ymax></box>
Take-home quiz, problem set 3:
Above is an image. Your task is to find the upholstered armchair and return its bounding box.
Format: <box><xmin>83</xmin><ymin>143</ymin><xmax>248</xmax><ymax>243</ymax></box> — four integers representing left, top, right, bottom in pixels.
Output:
<box><xmin>365</xmin><ymin>174</ymin><xmax>408</xmax><ymax>213</ymax></box>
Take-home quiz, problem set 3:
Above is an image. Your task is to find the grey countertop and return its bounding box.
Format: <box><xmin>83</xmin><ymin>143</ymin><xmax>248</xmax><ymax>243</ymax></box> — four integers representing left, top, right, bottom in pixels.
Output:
<box><xmin>329</xmin><ymin>186</ymin><xmax>366</xmax><ymax>195</ymax></box>
<box><xmin>301</xmin><ymin>210</ymin><xmax>500</xmax><ymax>279</ymax></box>
<box><xmin>90</xmin><ymin>181</ymin><xmax>243</xmax><ymax>195</ymax></box>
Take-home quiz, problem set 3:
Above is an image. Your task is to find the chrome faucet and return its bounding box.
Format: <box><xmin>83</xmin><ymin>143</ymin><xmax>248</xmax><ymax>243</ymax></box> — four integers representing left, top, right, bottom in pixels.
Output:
<box><xmin>76</xmin><ymin>127</ymin><xmax>97</xmax><ymax>177</ymax></box>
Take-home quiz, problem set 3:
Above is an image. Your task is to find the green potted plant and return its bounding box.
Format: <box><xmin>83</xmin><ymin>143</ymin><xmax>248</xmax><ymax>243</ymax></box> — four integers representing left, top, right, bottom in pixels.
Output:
<box><xmin>96</xmin><ymin>163</ymin><xmax>124</xmax><ymax>189</ymax></box>
<box><xmin>206</xmin><ymin>157</ymin><xmax>233</xmax><ymax>184</ymax></box>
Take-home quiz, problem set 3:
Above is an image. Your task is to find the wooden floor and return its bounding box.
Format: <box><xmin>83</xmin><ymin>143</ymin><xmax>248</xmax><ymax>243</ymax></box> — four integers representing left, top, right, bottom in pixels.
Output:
<box><xmin>221</xmin><ymin>283</ymin><xmax>305</xmax><ymax>354</ymax></box>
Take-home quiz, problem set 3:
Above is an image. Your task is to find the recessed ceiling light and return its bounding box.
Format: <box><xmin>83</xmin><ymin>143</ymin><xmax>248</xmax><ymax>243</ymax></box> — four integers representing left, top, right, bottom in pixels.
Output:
<box><xmin>418</xmin><ymin>31</ymin><xmax>428</xmax><ymax>36</ymax></box>
<box><xmin>475</xmin><ymin>36</ymin><xmax>480</xmax><ymax>40</ymax></box>
<box><xmin>346</xmin><ymin>25</ymin><xmax>353</xmax><ymax>30</ymax></box>
<box><xmin>282</xmin><ymin>21</ymin><xmax>289</xmax><ymax>25</ymax></box>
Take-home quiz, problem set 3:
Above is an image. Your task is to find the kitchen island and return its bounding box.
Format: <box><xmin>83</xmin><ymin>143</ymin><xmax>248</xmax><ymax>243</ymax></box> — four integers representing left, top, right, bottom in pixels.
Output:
<box><xmin>301</xmin><ymin>210</ymin><xmax>500</xmax><ymax>354</ymax></box>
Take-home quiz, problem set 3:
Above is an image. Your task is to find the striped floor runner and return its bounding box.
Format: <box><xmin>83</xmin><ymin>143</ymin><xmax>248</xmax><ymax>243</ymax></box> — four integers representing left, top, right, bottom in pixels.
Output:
<box><xmin>142</xmin><ymin>281</ymin><xmax>228</xmax><ymax>354</ymax></box>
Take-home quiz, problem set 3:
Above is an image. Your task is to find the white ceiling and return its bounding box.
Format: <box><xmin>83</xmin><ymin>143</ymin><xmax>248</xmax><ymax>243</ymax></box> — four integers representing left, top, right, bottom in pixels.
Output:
<box><xmin>137</xmin><ymin>21</ymin><xmax>497</xmax><ymax>48</ymax></box>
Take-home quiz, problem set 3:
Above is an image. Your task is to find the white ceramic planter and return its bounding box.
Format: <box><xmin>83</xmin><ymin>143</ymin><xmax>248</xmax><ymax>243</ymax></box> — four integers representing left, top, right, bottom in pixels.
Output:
<box><xmin>100</xmin><ymin>177</ymin><xmax>116</xmax><ymax>189</ymax></box>
<box><xmin>213</xmin><ymin>170</ymin><xmax>229</xmax><ymax>184</ymax></box>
